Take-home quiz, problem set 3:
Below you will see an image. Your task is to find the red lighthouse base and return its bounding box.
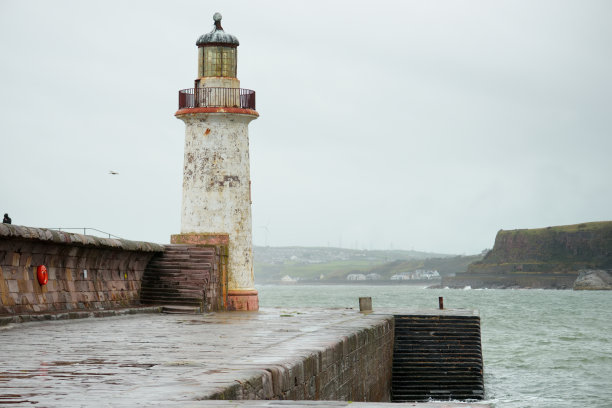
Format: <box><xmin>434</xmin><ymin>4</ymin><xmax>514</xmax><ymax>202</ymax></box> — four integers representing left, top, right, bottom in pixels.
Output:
<box><xmin>227</xmin><ymin>289</ymin><xmax>259</xmax><ymax>311</ymax></box>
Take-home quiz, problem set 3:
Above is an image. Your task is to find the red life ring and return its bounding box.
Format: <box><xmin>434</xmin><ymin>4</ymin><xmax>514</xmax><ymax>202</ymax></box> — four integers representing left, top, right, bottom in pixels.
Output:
<box><xmin>37</xmin><ymin>265</ymin><xmax>48</xmax><ymax>285</ymax></box>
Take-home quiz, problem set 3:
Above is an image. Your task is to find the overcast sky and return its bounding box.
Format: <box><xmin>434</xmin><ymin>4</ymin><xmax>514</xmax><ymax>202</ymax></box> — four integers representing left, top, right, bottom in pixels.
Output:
<box><xmin>1</xmin><ymin>0</ymin><xmax>610</xmax><ymax>254</ymax></box>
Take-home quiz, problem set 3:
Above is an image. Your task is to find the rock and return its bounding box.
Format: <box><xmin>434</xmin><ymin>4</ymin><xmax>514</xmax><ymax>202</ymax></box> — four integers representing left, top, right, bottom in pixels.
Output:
<box><xmin>573</xmin><ymin>269</ymin><xmax>612</xmax><ymax>290</ymax></box>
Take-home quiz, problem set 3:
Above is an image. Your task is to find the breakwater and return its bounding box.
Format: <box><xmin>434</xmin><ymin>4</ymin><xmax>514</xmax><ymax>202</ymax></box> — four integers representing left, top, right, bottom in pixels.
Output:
<box><xmin>1</xmin><ymin>227</ymin><xmax>486</xmax><ymax>405</ymax></box>
<box><xmin>0</xmin><ymin>309</ymin><xmax>392</xmax><ymax>405</ymax></box>
<box><xmin>0</xmin><ymin>308</ymin><xmax>485</xmax><ymax>406</ymax></box>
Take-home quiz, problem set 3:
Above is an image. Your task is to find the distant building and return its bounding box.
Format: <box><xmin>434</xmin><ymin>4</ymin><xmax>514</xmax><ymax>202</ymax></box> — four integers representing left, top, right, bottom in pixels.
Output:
<box><xmin>414</xmin><ymin>269</ymin><xmax>440</xmax><ymax>279</ymax></box>
<box><xmin>346</xmin><ymin>274</ymin><xmax>366</xmax><ymax>281</ymax></box>
<box><xmin>390</xmin><ymin>270</ymin><xmax>440</xmax><ymax>280</ymax></box>
<box><xmin>366</xmin><ymin>273</ymin><xmax>381</xmax><ymax>280</ymax></box>
<box><xmin>280</xmin><ymin>275</ymin><xmax>297</xmax><ymax>283</ymax></box>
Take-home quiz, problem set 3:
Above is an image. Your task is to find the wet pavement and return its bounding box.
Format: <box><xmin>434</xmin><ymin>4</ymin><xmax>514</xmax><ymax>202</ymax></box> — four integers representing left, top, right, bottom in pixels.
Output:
<box><xmin>0</xmin><ymin>308</ymin><xmax>489</xmax><ymax>407</ymax></box>
<box><xmin>0</xmin><ymin>308</ymin><xmax>384</xmax><ymax>406</ymax></box>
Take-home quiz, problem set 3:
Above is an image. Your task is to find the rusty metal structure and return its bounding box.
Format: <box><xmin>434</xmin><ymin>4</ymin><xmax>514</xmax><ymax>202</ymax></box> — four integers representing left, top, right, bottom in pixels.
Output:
<box><xmin>178</xmin><ymin>87</ymin><xmax>255</xmax><ymax>110</ymax></box>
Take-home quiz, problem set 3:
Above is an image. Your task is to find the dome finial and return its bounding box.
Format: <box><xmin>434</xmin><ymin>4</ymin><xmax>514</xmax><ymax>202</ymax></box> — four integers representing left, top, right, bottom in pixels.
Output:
<box><xmin>196</xmin><ymin>12</ymin><xmax>239</xmax><ymax>46</ymax></box>
<box><xmin>213</xmin><ymin>12</ymin><xmax>223</xmax><ymax>30</ymax></box>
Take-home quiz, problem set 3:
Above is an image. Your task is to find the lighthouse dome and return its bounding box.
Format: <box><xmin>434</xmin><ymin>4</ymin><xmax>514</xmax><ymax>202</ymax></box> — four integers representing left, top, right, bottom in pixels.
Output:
<box><xmin>196</xmin><ymin>13</ymin><xmax>239</xmax><ymax>47</ymax></box>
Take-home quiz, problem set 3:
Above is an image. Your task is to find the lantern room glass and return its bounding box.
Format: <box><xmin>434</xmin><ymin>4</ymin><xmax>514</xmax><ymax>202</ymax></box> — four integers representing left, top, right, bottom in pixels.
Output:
<box><xmin>199</xmin><ymin>46</ymin><xmax>237</xmax><ymax>78</ymax></box>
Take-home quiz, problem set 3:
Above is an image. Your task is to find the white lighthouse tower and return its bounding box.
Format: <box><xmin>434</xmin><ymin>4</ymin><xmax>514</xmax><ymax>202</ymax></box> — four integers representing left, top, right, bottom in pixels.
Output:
<box><xmin>172</xmin><ymin>13</ymin><xmax>259</xmax><ymax>311</ymax></box>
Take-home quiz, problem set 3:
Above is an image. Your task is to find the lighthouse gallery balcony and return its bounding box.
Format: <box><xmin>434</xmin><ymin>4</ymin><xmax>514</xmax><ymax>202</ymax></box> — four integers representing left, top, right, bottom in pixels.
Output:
<box><xmin>178</xmin><ymin>87</ymin><xmax>255</xmax><ymax>110</ymax></box>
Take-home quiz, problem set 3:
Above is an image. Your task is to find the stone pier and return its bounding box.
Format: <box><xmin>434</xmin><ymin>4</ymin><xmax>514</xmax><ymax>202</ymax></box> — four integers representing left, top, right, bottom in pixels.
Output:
<box><xmin>0</xmin><ymin>308</ymin><xmax>489</xmax><ymax>407</ymax></box>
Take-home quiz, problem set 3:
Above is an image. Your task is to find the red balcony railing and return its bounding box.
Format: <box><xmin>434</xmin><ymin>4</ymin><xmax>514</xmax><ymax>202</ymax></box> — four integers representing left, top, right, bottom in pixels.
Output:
<box><xmin>178</xmin><ymin>87</ymin><xmax>256</xmax><ymax>110</ymax></box>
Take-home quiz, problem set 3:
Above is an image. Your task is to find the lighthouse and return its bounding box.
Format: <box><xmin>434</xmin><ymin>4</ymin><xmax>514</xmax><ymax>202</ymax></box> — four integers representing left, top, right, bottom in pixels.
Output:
<box><xmin>172</xmin><ymin>13</ymin><xmax>259</xmax><ymax>311</ymax></box>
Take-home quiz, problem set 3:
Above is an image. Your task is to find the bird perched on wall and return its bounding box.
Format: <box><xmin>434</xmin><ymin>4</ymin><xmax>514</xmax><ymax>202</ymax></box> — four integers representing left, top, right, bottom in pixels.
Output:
<box><xmin>109</xmin><ymin>170</ymin><xmax>119</xmax><ymax>175</ymax></box>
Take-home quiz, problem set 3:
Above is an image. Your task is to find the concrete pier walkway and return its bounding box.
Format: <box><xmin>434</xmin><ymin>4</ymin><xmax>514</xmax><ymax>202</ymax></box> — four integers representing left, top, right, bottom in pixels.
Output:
<box><xmin>0</xmin><ymin>308</ymin><xmax>488</xmax><ymax>407</ymax></box>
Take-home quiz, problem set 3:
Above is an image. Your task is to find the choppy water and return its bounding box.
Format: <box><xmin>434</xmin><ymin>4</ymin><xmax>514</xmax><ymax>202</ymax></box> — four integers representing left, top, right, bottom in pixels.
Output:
<box><xmin>257</xmin><ymin>284</ymin><xmax>612</xmax><ymax>408</ymax></box>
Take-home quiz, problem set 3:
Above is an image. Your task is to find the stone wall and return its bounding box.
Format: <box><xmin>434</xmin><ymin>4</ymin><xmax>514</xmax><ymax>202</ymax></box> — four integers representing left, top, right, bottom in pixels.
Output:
<box><xmin>209</xmin><ymin>316</ymin><xmax>394</xmax><ymax>402</ymax></box>
<box><xmin>0</xmin><ymin>224</ymin><xmax>163</xmax><ymax>315</ymax></box>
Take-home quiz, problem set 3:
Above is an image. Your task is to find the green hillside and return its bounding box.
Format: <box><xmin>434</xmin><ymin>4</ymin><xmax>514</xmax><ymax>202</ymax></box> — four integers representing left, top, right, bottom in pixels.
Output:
<box><xmin>364</xmin><ymin>255</ymin><xmax>483</xmax><ymax>279</ymax></box>
<box><xmin>253</xmin><ymin>246</ymin><xmax>480</xmax><ymax>283</ymax></box>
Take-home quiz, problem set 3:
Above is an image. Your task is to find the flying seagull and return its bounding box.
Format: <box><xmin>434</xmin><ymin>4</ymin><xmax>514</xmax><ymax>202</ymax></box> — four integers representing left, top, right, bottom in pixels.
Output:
<box><xmin>109</xmin><ymin>170</ymin><xmax>119</xmax><ymax>175</ymax></box>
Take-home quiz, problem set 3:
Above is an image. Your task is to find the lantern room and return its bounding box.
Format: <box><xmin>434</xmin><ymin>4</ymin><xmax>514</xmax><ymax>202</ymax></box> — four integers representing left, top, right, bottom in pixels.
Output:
<box><xmin>178</xmin><ymin>13</ymin><xmax>254</xmax><ymax>111</ymax></box>
<box><xmin>195</xmin><ymin>13</ymin><xmax>240</xmax><ymax>89</ymax></box>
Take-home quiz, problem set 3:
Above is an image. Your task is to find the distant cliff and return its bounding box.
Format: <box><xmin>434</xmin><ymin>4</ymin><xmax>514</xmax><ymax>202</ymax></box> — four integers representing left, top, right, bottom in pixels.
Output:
<box><xmin>443</xmin><ymin>221</ymin><xmax>612</xmax><ymax>289</ymax></box>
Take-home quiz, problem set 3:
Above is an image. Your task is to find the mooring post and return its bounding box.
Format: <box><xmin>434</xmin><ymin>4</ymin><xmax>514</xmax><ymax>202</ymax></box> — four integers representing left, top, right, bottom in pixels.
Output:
<box><xmin>439</xmin><ymin>296</ymin><xmax>444</xmax><ymax>310</ymax></box>
<box><xmin>359</xmin><ymin>297</ymin><xmax>372</xmax><ymax>312</ymax></box>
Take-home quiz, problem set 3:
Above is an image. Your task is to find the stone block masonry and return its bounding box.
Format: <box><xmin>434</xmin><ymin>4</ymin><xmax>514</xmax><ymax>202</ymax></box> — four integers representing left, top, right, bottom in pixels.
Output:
<box><xmin>391</xmin><ymin>312</ymin><xmax>484</xmax><ymax>401</ymax></box>
<box><xmin>0</xmin><ymin>224</ymin><xmax>163</xmax><ymax>315</ymax></box>
<box><xmin>0</xmin><ymin>308</ymin><xmax>488</xmax><ymax>406</ymax></box>
<box><xmin>210</xmin><ymin>312</ymin><xmax>394</xmax><ymax>402</ymax></box>
<box><xmin>0</xmin><ymin>309</ymin><xmax>394</xmax><ymax>405</ymax></box>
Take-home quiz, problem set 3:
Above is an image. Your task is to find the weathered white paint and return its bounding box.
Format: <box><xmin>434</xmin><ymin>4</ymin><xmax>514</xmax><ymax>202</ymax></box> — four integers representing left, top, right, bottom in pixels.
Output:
<box><xmin>178</xmin><ymin>112</ymin><xmax>257</xmax><ymax>292</ymax></box>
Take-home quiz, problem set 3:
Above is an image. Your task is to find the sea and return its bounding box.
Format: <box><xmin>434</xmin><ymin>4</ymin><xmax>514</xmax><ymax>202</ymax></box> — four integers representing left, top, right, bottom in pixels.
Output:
<box><xmin>257</xmin><ymin>284</ymin><xmax>612</xmax><ymax>408</ymax></box>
